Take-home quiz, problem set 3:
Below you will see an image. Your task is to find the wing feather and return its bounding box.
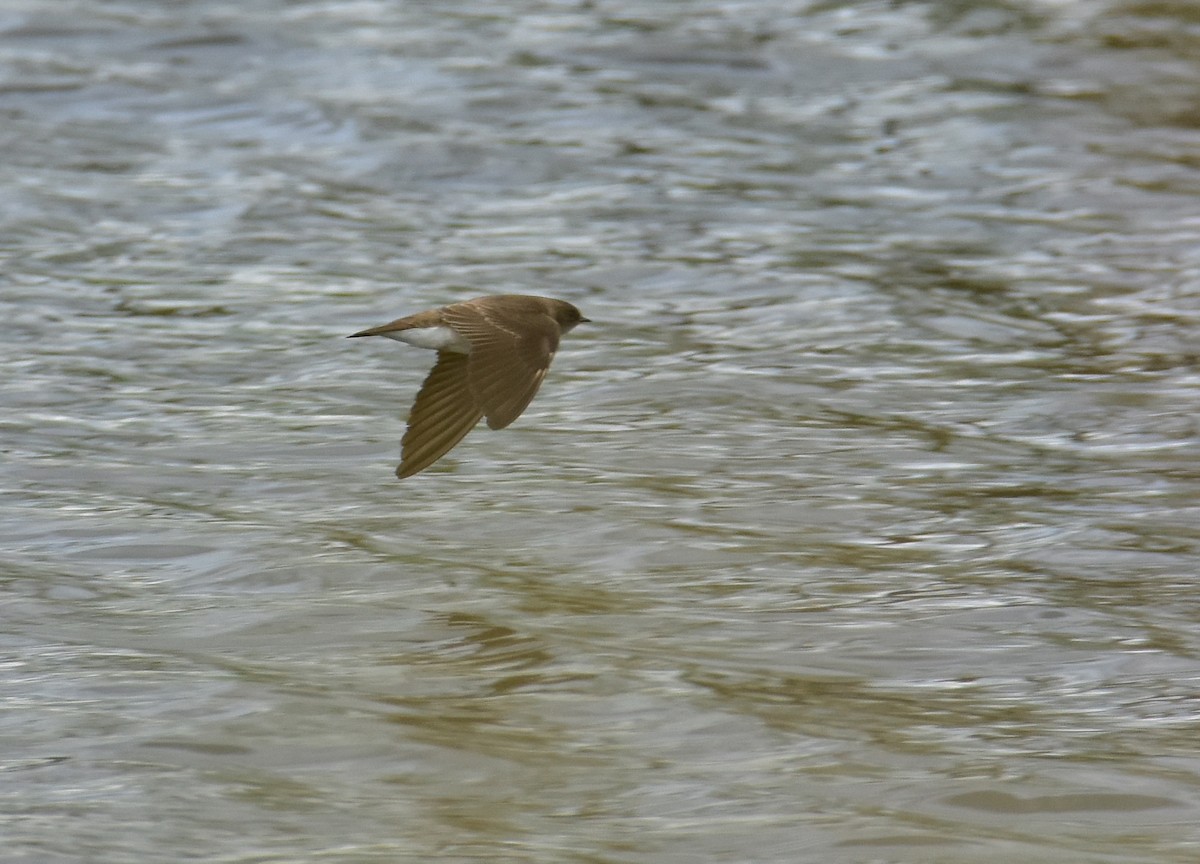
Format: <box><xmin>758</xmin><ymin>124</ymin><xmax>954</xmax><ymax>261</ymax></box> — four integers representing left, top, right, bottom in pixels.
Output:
<box><xmin>441</xmin><ymin>299</ymin><xmax>561</xmax><ymax>430</ymax></box>
<box><xmin>397</xmin><ymin>351</ymin><xmax>484</xmax><ymax>478</ymax></box>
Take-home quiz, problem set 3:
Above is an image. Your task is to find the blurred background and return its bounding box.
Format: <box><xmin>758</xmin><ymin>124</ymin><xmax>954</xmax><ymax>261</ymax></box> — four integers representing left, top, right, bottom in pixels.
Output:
<box><xmin>2</xmin><ymin>1</ymin><xmax>1198</xmax><ymax>861</ymax></box>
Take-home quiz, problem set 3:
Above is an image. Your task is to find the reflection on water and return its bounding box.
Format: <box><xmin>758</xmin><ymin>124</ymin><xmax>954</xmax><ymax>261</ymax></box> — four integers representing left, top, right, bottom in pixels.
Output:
<box><xmin>2</xmin><ymin>1</ymin><xmax>1200</xmax><ymax>862</ymax></box>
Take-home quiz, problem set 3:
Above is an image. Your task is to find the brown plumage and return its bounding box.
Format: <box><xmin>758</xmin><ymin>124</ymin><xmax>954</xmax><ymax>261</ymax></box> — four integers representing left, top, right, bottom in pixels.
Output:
<box><xmin>349</xmin><ymin>294</ymin><xmax>588</xmax><ymax>478</ymax></box>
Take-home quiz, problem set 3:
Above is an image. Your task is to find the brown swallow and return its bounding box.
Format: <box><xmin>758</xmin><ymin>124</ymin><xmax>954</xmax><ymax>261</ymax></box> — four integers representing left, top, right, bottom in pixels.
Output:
<box><xmin>349</xmin><ymin>294</ymin><xmax>588</xmax><ymax>478</ymax></box>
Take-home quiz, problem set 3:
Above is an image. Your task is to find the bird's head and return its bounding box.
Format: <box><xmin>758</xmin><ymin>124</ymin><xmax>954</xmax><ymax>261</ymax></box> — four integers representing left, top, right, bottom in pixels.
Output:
<box><xmin>551</xmin><ymin>300</ymin><xmax>590</xmax><ymax>333</ymax></box>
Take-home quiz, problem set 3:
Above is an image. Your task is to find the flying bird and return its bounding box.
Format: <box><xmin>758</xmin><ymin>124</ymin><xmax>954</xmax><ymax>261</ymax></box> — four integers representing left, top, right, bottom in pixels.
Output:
<box><xmin>349</xmin><ymin>294</ymin><xmax>588</xmax><ymax>478</ymax></box>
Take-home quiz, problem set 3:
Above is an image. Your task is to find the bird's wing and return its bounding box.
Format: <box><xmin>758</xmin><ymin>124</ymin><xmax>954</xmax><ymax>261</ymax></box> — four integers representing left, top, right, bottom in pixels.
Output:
<box><xmin>441</xmin><ymin>301</ymin><xmax>561</xmax><ymax>430</ymax></box>
<box><xmin>398</xmin><ymin>351</ymin><xmax>485</xmax><ymax>478</ymax></box>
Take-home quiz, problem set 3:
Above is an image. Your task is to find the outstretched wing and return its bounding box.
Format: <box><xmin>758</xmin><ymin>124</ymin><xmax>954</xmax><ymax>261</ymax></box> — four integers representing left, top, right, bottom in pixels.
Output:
<box><xmin>441</xmin><ymin>300</ymin><xmax>561</xmax><ymax>430</ymax></box>
<box><xmin>398</xmin><ymin>351</ymin><xmax>484</xmax><ymax>478</ymax></box>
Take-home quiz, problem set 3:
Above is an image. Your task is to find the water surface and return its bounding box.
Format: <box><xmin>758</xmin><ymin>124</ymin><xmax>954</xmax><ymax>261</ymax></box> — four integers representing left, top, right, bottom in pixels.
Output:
<box><xmin>2</xmin><ymin>1</ymin><xmax>1199</xmax><ymax>862</ymax></box>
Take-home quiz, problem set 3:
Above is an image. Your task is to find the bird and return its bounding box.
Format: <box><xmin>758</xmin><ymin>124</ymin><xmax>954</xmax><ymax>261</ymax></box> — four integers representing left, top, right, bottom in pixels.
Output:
<box><xmin>349</xmin><ymin>294</ymin><xmax>588</xmax><ymax>478</ymax></box>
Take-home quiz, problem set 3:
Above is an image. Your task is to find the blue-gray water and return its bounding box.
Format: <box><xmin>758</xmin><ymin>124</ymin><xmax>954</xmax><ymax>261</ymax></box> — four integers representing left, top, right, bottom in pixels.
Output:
<box><xmin>3</xmin><ymin>1</ymin><xmax>1199</xmax><ymax>862</ymax></box>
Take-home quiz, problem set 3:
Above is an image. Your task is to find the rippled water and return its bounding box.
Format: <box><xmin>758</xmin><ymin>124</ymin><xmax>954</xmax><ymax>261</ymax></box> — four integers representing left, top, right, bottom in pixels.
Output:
<box><xmin>3</xmin><ymin>1</ymin><xmax>1200</xmax><ymax>862</ymax></box>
